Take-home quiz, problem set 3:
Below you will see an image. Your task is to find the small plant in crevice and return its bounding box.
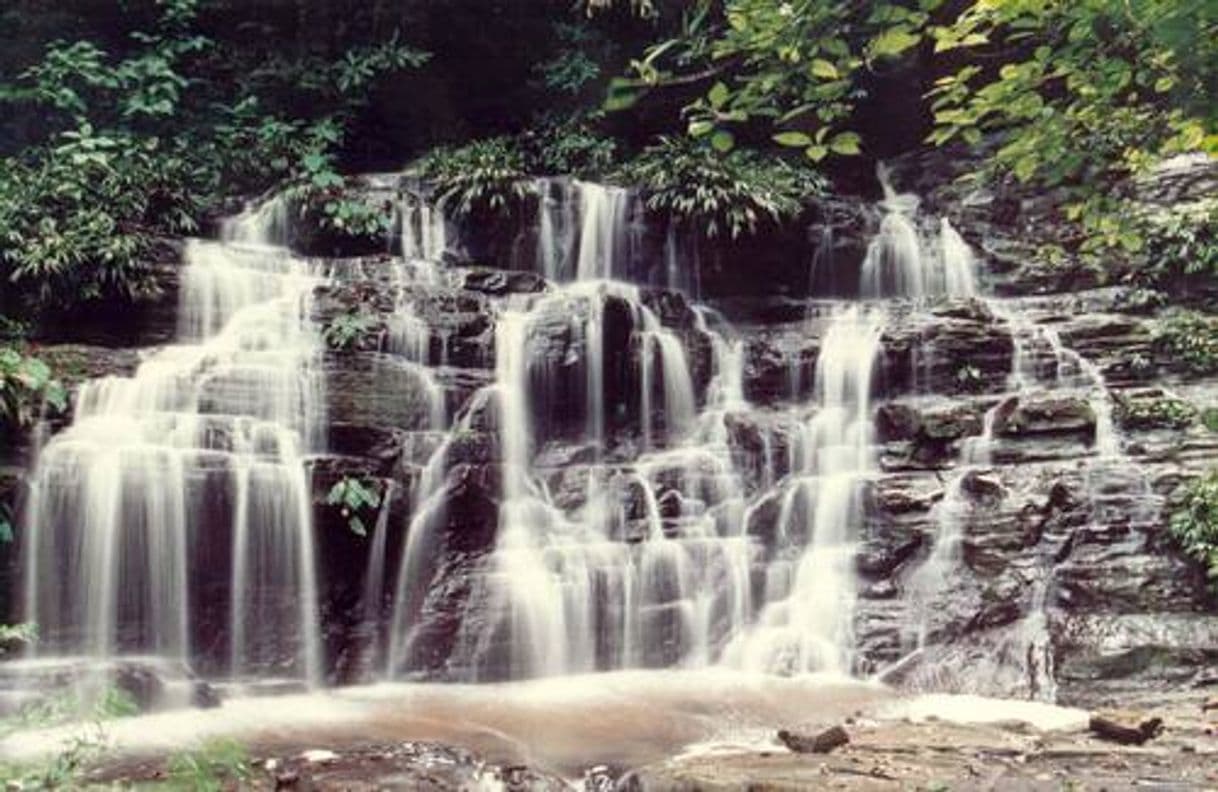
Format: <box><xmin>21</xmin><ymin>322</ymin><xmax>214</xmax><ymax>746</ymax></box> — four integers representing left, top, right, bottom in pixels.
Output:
<box><xmin>1154</xmin><ymin>311</ymin><xmax>1218</xmax><ymax>375</ymax></box>
<box><xmin>166</xmin><ymin>737</ymin><xmax>251</xmax><ymax>791</ymax></box>
<box><xmin>1202</xmin><ymin>407</ymin><xmax>1218</xmax><ymax>433</ymax></box>
<box><xmin>326</xmin><ymin>475</ymin><xmax>382</xmax><ymax>537</ymax></box>
<box><xmin>323</xmin><ymin>311</ymin><xmax>377</xmax><ymax>351</ymax></box>
<box><xmin>1115</xmin><ymin>395</ymin><xmax>1197</xmax><ymax>430</ymax></box>
<box><xmin>1169</xmin><ymin>470</ymin><xmax>1218</xmax><ymax>587</ymax></box>
<box><xmin>1114</xmin><ymin>287</ymin><xmax>1168</xmax><ymax>315</ymax></box>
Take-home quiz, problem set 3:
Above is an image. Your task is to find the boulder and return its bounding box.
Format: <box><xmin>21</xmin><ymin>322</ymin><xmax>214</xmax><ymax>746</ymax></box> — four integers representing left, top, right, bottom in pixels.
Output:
<box><xmin>993</xmin><ymin>394</ymin><xmax>1096</xmax><ymax>438</ymax></box>
<box><xmin>778</xmin><ymin>725</ymin><xmax>850</xmax><ymax>754</ymax></box>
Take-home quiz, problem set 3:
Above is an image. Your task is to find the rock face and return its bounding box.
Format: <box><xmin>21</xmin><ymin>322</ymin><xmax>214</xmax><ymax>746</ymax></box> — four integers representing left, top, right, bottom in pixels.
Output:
<box><xmin>11</xmin><ymin>158</ymin><xmax>1218</xmax><ymax>711</ymax></box>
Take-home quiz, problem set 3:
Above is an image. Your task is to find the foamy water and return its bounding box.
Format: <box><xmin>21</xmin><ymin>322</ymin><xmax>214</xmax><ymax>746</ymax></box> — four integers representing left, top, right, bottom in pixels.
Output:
<box><xmin>0</xmin><ymin>671</ymin><xmax>1091</xmax><ymax>779</ymax></box>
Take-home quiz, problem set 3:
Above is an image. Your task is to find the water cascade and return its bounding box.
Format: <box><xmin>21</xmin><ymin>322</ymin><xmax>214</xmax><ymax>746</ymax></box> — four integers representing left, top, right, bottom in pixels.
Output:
<box><xmin>11</xmin><ymin>164</ymin><xmax>1177</xmax><ymax>714</ymax></box>
<box><xmin>724</xmin><ymin>308</ymin><xmax>883</xmax><ymax>674</ymax></box>
<box><xmin>22</xmin><ymin>205</ymin><xmax>325</xmax><ymax>683</ymax></box>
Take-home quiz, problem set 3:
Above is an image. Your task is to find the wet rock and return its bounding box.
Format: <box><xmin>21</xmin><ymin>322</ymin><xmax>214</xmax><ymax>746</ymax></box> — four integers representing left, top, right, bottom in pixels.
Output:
<box><xmin>959</xmin><ymin>470</ymin><xmax>1005</xmax><ymax>504</ymax></box>
<box><xmin>461</xmin><ymin>267</ymin><xmax>546</xmax><ymax>295</ymax></box>
<box><xmin>778</xmin><ymin>725</ymin><xmax>850</xmax><ymax>754</ymax></box>
<box><xmin>993</xmin><ymin>394</ymin><xmax>1096</xmax><ymax>438</ymax></box>
<box><xmin>1089</xmin><ymin>712</ymin><xmax>1164</xmax><ymax>745</ymax></box>
<box><xmin>875</xmin><ymin>403</ymin><xmax>920</xmax><ymax>442</ymax></box>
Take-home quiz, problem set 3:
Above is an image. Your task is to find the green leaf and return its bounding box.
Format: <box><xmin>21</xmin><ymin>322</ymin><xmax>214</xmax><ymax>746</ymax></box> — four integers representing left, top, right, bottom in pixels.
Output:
<box><xmin>773</xmin><ymin>131</ymin><xmax>813</xmax><ymax>147</ymax></box>
<box><xmin>869</xmin><ymin>27</ymin><xmax>921</xmax><ymax>59</ymax></box>
<box><xmin>711</xmin><ymin>130</ymin><xmax>735</xmax><ymax>153</ymax></box>
<box><xmin>708</xmin><ymin>81</ymin><xmax>730</xmax><ymax>109</ymax></box>
<box><xmin>688</xmin><ymin>119</ymin><xmax>714</xmax><ymax>137</ymax></box>
<box><xmin>805</xmin><ymin>144</ymin><xmax>829</xmax><ymax>162</ymax></box>
<box><xmin>829</xmin><ymin>131</ymin><xmax>861</xmax><ymax>155</ymax></box>
<box><xmin>810</xmin><ymin>59</ymin><xmax>838</xmax><ymax>80</ymax></box>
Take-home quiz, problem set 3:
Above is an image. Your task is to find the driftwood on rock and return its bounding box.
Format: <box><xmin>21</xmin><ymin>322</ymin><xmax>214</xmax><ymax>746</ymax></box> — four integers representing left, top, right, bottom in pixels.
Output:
<box><xmin>778</xmin><ymin>725</ymin><xmax>850</xmax><ymax>754</ymax></box>
<box><xmin>1088</xmin><ymin>713</ymin><xmax>1164</xmax><ymax>745</ymax></box>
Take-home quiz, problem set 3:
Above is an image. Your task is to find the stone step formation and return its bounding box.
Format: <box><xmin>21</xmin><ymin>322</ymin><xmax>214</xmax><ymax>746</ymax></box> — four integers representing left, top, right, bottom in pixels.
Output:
<box><xmin>13</xmin><ymin>163</ymin><xmax>1218</xmax><ymax>710</ymax></box>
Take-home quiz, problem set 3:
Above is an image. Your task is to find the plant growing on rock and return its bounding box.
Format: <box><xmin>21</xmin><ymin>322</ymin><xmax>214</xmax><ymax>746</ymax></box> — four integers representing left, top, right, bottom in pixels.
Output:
<box><xmin>1154</xmin><ymin>311</ymin><xmax>1218</xmax><ymax>374</ymax></box>
<box><xmin>326</xmin><ymin>475</ymin><xmax>383</xmax><ymax>537</ymax></box>
<box><xmin>0</xmin><ymin>346</ymin><xmax>67</xmax><ymax>430</ymax></box>
<box><xmin>612</xmin><ymin>137</ymin><xmax>823</xmax><ymax>239</ymax></box>
<box><xmin>416</xmin><ymin>137</ymin><xmax>534</xmax><ymax>217</ymax></box>
<box><xmin>523</xmin><ymin>118</ymin><xmax>618</xmax><ymax>179</ymax></box>
<box><xmin>1170</xmin><ymin>470</ymin><xmax>1218</xmax><ymax>585</ymax></box>
<box><xmin>1115</xmin><ymin>394</ymin><xmax>1196</xmax><ymax>430</ymax></box>
<box><xmin>323</xmin><ymin>312</ymin><xmax>378</xmax><ymax>351</ymax></box>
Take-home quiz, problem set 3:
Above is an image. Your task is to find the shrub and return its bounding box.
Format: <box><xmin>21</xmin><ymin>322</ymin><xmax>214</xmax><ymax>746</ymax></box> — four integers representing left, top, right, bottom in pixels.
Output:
<box><xmin>0</xmin><ymin>346</ymin><xmax>67</xmax><ymax>430</ymax></box>
<box><xmin>612</xmin><ymin>137</ymin><xmax>824</xmax><ymax>239</ymax></box>
<box><xmin>523</xmin><ymin>119</ymin><xmax>618</xmax><ymax>179</ymax></box>
<box><xmin>416</xmin><ymin>137</ymin><xmax>534</xmax><ymax>217</ymax></box>
<box><xmin>1154</xmin><ymin>311</ymin><xmax>1218</xmax><ymax>374</ymax></box>
<box><xmin>1115</xmin><ymin>394</ymin><xmax>1196</xmax><ymax>430</ymax></box>
<box><xmin>1170</xmin><ymin>470</ymin><xmax>1218</xmax><ymax>585</ymax></box>
<box><xmin>1137</xmin><ymin>199</ymin><xmax>1218</xmax><ymax>286</ymax></box>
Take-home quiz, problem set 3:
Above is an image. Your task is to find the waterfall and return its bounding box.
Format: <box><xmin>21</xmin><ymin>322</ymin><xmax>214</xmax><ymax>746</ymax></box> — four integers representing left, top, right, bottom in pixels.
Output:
<box><xmin>22</xmin><ymin>203</ymin><xmax>324</xmax><ymax>683</ymax></box>
<box><xmin>724</xmin><ymin>307</ymin><xmax>883</xmax><ymax>674</ymax></box>
<box><xmin>861</xmin><ymin>165</ymin><xmax>978</xmax><ymax>299</ymax></box>
<box><xmin>401</xmin><ymin>192</ymin><xmax>448</xmax><ymax>262</ymax></box>
<box><xmin>534</xmin><ymin>180</ymin><xmax>647</xmax><ymax>286</ymax></box>
<box><xmin>15</xmin><ymin>155</ymin><xmax>1163</xmax><ymax>710</ymax></box>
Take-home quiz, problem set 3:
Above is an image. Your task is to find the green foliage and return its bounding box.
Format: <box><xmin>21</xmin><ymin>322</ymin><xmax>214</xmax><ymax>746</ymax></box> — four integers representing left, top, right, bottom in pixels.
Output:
<box><xmin>523</xmin><ymin>119</ymin><xmax>618</xmax><ymax>179</ymax></box>
<box><xmin>0</xmin><ymin>2</ymin><xmax>425</xmax><ymax>319</ymax></box>
<box><xmin>608</xmin><ymin>1</ymin><xmax>933</xmax><ymax>162</ymax></box>
<box><xmin>612</xmin><ymin>137</ymin><xmax>824</xmax><ymax>238</ymax></box>
<box><xmin>323</xmin><ymin>312</ymin><xmax>378</xmax><ymax>351</ymax></box>
<box><xmin>326</xmin><ymin>475</ymin><xmax>382</xmax><ymax>537</ymax></box>
<box><xmin>166</xmin><ymin>738</ymin><xmax>251</xmax><ymax>791</ymax></box>
<box><xmin>0</xmin><ymin>623</ymin><xmax>37</xmax><ymax>652</ymax></box>
<box><xmin>0</xmin><ymin>346</ymin><xmax>67</xmax><ymax>429</ymax></box>
<box><xmin>417</xmin><ymin>137</ymin><xmax>534</xmax><ymax>217</ymax></box>
<box><xmin>1170</xmin><ymin>470</ymin><xmax>1218</xmax><ymax>584</ymax></box>
<box><xmin>1132</xmin><ymin>199</ymin><xmax>1218</xmax><ymax>286</ymax></box>
<box><xmin>1202</xmin><ymin>407</ymin><xmax>1218</xmax><ymax>433</ymax></box>
<box><xmin>1</xmin><ymin>684</ymin><xmax>137</xmax><ymax>739</ymax></box>
<box><xmin>1155</xmin><ymin>311</ymin><xmax>1218</xmax><ymax>374</ymax></box>
<box><xmin>301</xmin><ymin>188</ymin><xmax>392</xmax><ymax>241</ymax></box>
<box><xmin>929</xmin><ymin>0</ymin><xmax>1218</xmax><ymax>192</ymax></box>
<box><xmin>537</xmin><ymin>23</ymin><xmax>609</xmax><ymax>96</ymax></box>
<box><xmin>1115</xmin><ymin>394</ymin><xmax>1196</xmax><ymax>430</ymax></box>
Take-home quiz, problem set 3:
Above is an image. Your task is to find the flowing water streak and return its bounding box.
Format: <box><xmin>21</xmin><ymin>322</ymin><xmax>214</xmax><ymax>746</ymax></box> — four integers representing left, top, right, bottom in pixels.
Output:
<box><xmin>860</xmin><ymin>166</ymin><xmax>978</xmax><ymax>299</ymax></box>
<box><xmin>725</xmin><ymin>307</ymin><xmax>884</xmax><ymax>675</ymax></box>
<box><xmin>23</xmin><ymin>203</ymin><xmax>324</xmax><ymax>684</ymax></box>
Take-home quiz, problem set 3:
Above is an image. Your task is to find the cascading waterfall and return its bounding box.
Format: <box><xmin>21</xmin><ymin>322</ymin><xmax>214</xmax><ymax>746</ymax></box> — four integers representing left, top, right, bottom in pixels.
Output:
<box><xmin>535</xmin><ymin>180</ymin><xmax>646</xmax><ymax>285</ymax></box>
<box><xmin>22</xmin><ymin>202</ymin><xmax>324</xmax><ymax>683</ymax></box>
<box><xmin>15</xmin><ymin>158</ymin><xmax>1160</xmax><ymax>711</ymax></box>
<box><xmin>463</xmin><ymin>281</ymin><xmax>740</xmax><ymax>679</ymax></box>
<box><xmin>724</xmin><ymin>308</ymin><xmax>883</xmax><ymax>674</ymax></box>
<box><xmin>861</xmin><ymin>166</ymin><xmax>978</xmax><ymax>299</ymax></box>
